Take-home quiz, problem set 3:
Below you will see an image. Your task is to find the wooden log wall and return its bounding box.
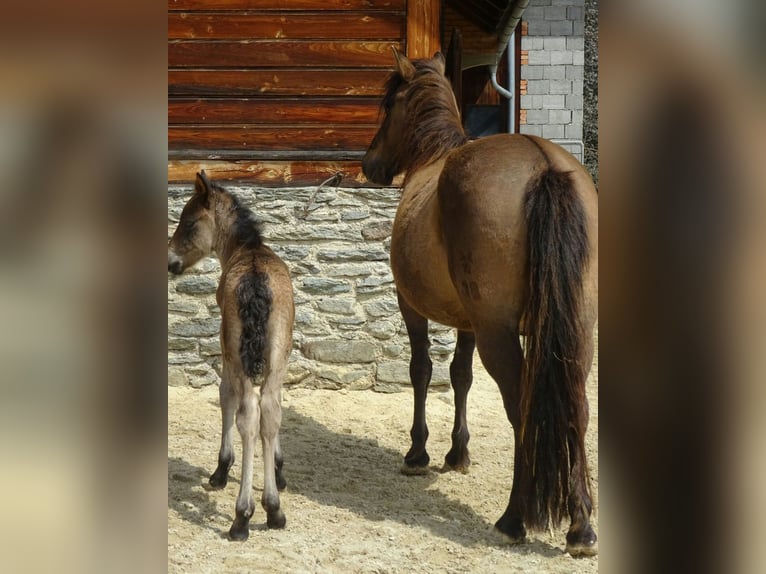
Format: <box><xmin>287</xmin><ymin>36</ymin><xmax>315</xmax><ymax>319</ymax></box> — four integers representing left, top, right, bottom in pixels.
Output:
<box><xmin>168</xmin><ymin>0</ymin><xmax>410</xmax><ymax>185</ymax></box>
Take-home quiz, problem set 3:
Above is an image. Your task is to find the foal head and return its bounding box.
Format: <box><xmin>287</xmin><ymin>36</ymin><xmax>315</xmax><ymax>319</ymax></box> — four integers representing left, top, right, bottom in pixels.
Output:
<box><xmin>168</xmin><ymin>171</ymin><xmax>219</xmax><ymax>275</ymax></box>
<box><xmin>168</xmin><ymin>171</ymin><xmax>264</xmax><ymax>275</ymax></box>
<box><xmin>362</xmin><ymin>49</ymin><xmax>465</xmax><ymax>185</ymax></box>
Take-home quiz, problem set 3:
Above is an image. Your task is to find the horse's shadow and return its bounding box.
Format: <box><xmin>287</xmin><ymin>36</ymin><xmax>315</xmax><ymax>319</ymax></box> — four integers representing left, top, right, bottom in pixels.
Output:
<box><xmin>168</xmin><ymin>403</ymin><xmax>562</xmax><ymax>557</ymax></box>
<box><xmin>168</xmin><ymin>457</ymin><xmax>235</xmax><ymax>539</ymax></box>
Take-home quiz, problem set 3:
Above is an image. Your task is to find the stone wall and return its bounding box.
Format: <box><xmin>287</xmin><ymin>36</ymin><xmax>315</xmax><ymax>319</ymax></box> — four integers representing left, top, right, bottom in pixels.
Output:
<box><xmin>167</xmin><ymin>183</ymin><xmax>454</xmax><ymax>390</ymax></box>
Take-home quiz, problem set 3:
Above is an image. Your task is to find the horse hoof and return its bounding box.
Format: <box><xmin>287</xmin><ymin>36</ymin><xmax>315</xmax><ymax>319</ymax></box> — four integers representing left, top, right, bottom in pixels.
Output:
<box><xmin>443</xmin><ymin>449</ymin><xmax>470</xmax><ymax>473</ymax></box>
<box><xmin>229</xmin><ymin>521</ymin><xmax>249</xmax><ymax>541</ymax></box>
<box><xmin>267</xmin><ymin>510</ymin><xmax>286</xmax><ymax>529</ymax></box>
<box><xmin>492</xmin><ymin>526</ymin><xmax>526</xmax><ymax>545</ymax></box>
<box><xmin>494</xmin><ymin>515</ymin><xmax>527</xmax><ymax>545</ymax></box>
<box><xmin>441</xmin><ymin>459</ymin><xmax>470</xmax><ymax>474</ymax></box>
<box><xmin>208</xmin><ymin>473</ymin><xmax>228</xmax><ymax>490</ymax></box>
<box><xmin>566</xmin><ymin>525</ymin><xmax>597</xmax><ymax>557</ymax></box>
<box><xmin>565</xmin><ymin>540</ymin><xmax>598</xmax><ymax>557</ymax></box>
<box><xmin>400</xmin><ymin>462</ymin><xmax>430</xmax><ymax>476</ymax></box>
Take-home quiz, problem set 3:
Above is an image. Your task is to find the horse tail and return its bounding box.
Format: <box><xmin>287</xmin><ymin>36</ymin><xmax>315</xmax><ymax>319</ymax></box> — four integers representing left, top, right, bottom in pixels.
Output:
<box><xmin>519</xmin><ymin>165</ymin><xmax>591</xmax><ymax>531</ymax></box>
<box><xmin>237</xmin><ymin>270</ymin><xmax>273</xmax><ymax>378</ymax></box>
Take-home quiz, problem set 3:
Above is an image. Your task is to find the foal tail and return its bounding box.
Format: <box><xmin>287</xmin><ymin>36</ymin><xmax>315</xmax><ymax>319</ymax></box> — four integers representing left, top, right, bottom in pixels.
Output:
<box><xmin>237</xmin><ymin>270</ymin><xmax>273</xmax><ymax>378</ymax></box>
<box><xmin>519</xmin><ymin>167</ymin><xmax>591</xmax><ymax>531</ymax></box>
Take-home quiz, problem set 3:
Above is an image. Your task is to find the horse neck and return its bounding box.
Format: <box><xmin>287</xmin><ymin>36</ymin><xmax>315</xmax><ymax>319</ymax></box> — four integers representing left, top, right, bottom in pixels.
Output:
<box><xmin>212</xmin><ymin>207</ymin><xmax>241</xmax><ymax>266</ymax></box>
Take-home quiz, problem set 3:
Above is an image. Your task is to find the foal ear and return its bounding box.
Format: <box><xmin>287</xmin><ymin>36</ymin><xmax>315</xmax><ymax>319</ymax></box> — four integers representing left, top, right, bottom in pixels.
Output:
<box><xmin>194</xmin><ymin>171</ymin><xmax>212</xmax><ymax>207</ymax></box>
<box><xmin>432</xmin><ymin>51</ymin><xmax>446</xmax><ymax>75</ymax></box>
<box><xmin>392</xmin><ymin>46</ymin><xmax>415</xmax><ymax>81</ymax></box>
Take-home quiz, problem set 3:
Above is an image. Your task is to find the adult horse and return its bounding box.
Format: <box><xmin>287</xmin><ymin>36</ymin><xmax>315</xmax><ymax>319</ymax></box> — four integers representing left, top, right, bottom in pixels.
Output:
<box><xmin>362</xmin><ymin>50</ymin><xmax>598</xmax><ymax>556</ymax></box>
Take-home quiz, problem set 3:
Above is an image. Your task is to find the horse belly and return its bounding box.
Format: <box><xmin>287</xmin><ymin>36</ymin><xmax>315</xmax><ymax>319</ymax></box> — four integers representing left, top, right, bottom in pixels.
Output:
<box><xmin>390</xmin><ymin>228</ymin><xmax>472</xmax><ymax>330</ymax></box>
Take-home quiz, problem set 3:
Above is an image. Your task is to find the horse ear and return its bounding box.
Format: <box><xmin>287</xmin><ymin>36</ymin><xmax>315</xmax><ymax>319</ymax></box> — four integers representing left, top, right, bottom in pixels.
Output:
<box><xmin>194</xmin><ymin>171</ymin><xmax>207</xmax><ymax>195</ymax></box>
<box><xmin>194</xmin><ymin>171</ymin><xmax>211</xmax><ymax>207</ymax></box>
<box><xmin>392</xmin><ymin>46</ymin><xmax>415</xmax><ymax>81</ymax></box>
<box><xmin>432</xmin><ymin>51</ymin><xmax>446</xmax><ymax>75</ymax></box>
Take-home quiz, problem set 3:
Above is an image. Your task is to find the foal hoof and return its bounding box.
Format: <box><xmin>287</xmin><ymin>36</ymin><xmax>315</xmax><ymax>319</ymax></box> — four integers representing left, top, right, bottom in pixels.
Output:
<box><xmin>267</xmin><ymin>509</ymin><xmax>286</xmax><ymax>530</ymax></box>
<box><xmin>208</xmin><ymin>471</ymin><xmax>228</xmax><ymax>490</ymax></box>
<box><xmin>209</xmin><ymin>458</ymin><xmax>232</xmax><ymax>489</ymax></box>
<box><xmin>275</xmin><ymin>472</ymin><xmax>287</xmax><ymax>492</ymax></box>
<box><xmin>228</xmin><ymin>519</ymin><xmax>250</xmax><ymax>541</ymax></box>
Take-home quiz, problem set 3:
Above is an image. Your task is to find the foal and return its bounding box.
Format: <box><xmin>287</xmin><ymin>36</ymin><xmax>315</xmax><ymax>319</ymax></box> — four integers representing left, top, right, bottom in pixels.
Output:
<box><xmin>168</xmin><ymin>171</ymin><xmax>295</xmax><ymax>540</ymax></box>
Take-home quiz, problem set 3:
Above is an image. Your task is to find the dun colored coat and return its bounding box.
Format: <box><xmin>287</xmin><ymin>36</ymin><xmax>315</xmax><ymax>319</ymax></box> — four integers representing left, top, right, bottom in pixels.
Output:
<box><xmin>362</xmin><ymin>50</ymin><xmax>598</xmax><ymax>557</ymax></box>
<box><xmin>168</xmin><ymin>171</ymin><xmax>295</xmax><ymax>541</ymax></box>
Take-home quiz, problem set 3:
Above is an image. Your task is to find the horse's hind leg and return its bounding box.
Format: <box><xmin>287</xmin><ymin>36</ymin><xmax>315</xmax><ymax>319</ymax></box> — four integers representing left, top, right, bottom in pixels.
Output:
<box><xmin>259</xmin><ymin>360</ymin><xmax>287</xmax><ymax>529</ymax></box>
<box><xmin>229</xmin><ymin>386</ymin><xmax>259</xmax><ymax>541</ymax></box>
<box><xmin>398</xmin><ymin>293</ymin><xmax>433</xmax><ymax>475</ymax></box>
<box><xmin>565</xmin><ymin>335</ymin><xmax>597</xmax><ymax>557</ymax></box>
<box><xmin>443</xmin><ymin>330</ymin><xmax>476</xmax><ymax>473</ymax></box>
<box><xmin>474</xmin><ymin>326</ymin><xmax>527</xmax><ymax>543</ymax></box>
<box><xmin>209</xmin><ymin>367</ymin><xmax>236</xmax><ymax>489</ymax></box>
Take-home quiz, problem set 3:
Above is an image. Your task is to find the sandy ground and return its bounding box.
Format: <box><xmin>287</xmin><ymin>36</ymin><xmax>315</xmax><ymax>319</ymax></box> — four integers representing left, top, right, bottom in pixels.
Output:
<box><xmin>169</xmin><ymin>341</ymin><xmax>598</xmax><ymax>574</ymax></box>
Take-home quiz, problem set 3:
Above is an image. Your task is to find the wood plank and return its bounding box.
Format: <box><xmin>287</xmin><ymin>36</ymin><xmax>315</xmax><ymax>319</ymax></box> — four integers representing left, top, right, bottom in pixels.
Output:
<box><xmin>169</xmin><ymin>40</ymin><xmax>403</xmax><ymax>68</ymax></box>
<box><xmin>169</xmin><ymin>98</ymin><xmax>380</xmax><ymax>125</ymax></box>
<box><xmin>168</xmin><ymin>69</ymin><xmax>391</xmax><ymax>96</ymax></box>
<box><xmin>169</xmin><ymin>13</ymin><xmax>404</xmax><ymax>40</ymax></box>
<box><xmin>406</xmin><ymin>0</ymin><xmax>441</xmax><ymax>59</ymax></box>
<box><xmin>168</xmin><ymin>159</ymin><xmax>401</xmax><ymax>187</ymax></box>
<box><xmin>168</xmin><ymin>0</ymin><xmax>405</xmax><ymax>11</ymax></box>
<box><xmin>168</xmin><ymin>126</ymin><xmax>377</xmax><ymax>151</ymax></box>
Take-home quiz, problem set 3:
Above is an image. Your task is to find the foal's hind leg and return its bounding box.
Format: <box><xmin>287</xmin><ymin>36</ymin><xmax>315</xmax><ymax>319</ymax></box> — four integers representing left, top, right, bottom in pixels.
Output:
<box><xmin>274</xmin><ymin>432</ymin><xmax>287</xmax><ymax>491</ymax></box>
<box><xmin>443</xmin><ymin>330</ymin><xmax>476</xmax><ymax>473</ymax></box>
<box><xmin>210</xmin><ymin>368</ymin><xmax>236</xmax><ymax>489</ymax></box>
<box><xmin>474</xmin><ymin>326</ymin><xmax>528</xmax><ymax>543</ymax></box>
<box><xmin>259</xmin><ymin>361</ymin><xmax>287</xmax><ymax>529</ymax></box>
<box><xmin>229</xmin><ymin>385</ymin><xmax>259</xmax><ymax>541</ymax></box>
<box><xmin>398</xmin><ymin>293</ymin><xmax>433</xmax><ymax>475</ymax></box>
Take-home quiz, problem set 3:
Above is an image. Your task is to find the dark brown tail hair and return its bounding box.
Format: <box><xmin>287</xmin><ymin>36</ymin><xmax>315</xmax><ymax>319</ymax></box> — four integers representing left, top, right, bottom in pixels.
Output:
<box><xmin>519</xmin><ymin>167</ymin><xmax>591</xmax><ymax>530</ymax></box>
<box><xmin>237</xmin><ymin>270</ymin><xmax>272</xmax><ymax>378</ymax></box>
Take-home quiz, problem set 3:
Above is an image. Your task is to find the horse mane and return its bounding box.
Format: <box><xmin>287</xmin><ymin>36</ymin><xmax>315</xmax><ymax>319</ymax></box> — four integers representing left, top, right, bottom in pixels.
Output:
<box><xmin>382</xmin><ymin>58</ymin><xmax>469</xmax><ymax>175</ymax></box>
<box><xmin>211</xmin><ymin>182</ymin><xmax>264</xmax><ymax>249</ymax></box>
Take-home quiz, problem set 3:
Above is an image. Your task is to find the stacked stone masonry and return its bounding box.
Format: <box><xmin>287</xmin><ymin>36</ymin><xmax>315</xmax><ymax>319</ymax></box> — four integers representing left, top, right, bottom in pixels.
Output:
<box><xmin>168</xmin><ymin>184</ymin><xmax>455</xmax><ymax>390</ymax></box>
<box><xmin>520</xmin><ymin>0</ymin><xmax>585</xmax><ymax>159</ymax></box>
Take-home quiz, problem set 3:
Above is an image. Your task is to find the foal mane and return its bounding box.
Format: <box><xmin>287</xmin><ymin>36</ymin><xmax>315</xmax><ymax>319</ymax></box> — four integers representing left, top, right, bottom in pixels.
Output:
<box><xmin>382</xmin><ymin>58</ymin><xmax>468</xmax><ymax>175</ymax></box>
<box><xmin>211</xmin><ymin>182</ymin><xmax>264</xmax><ymax>249</ymax></box>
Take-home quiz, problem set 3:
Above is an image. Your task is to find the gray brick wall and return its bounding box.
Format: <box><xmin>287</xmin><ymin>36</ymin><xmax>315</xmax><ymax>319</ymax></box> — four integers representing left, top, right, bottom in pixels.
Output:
<box><xmin>520</xmin><ymin>0</ymin><xmax>585</xmax><ymax>160</ymax></box>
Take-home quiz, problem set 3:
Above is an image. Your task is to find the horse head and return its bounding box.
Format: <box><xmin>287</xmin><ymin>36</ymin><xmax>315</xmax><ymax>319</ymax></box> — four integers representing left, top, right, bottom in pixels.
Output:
<box><xmin>167</xmin><ymin>171</ymin><xmax>218</xmax><ymax>275</ymax></box>
<box><xmin>363</xmin><ymin>49</ymin><xmax>456</xmax><ymax>185</ymax></box>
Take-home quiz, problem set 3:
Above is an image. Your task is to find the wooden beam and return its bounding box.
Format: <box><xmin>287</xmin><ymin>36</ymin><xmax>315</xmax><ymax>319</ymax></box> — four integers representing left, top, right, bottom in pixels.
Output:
<box><xmin>406</xmin><ymin>0</ymin><xmax>441</xmax><ymax>59</ymax></box>
<box><xmin>169</xmin><ymin>13</ymin><xmax>404</xmax><ymax>41</ymax></box>
<box><xmin>168</xmin><ymin>0</ymin><xmax>405</xmax><ymax>11</ymax></box>
<box><xmin>169</xmin><ymin>40</ymin><xmax>403</xmax><ymax>69</ymax></box>
<box><xmin>168</xmin><ymin>159</ymin><xmax>391</xmax><ymax>188</ymax></box>
<box><xmin>169</xmin><ymin>98</ymin><xmax>380</xmax><ymax>125</ymax></box>
<box><xmin>169</xmin><ymin>69</ymin><xmax>389</xmax><ymax>97</ymax></box>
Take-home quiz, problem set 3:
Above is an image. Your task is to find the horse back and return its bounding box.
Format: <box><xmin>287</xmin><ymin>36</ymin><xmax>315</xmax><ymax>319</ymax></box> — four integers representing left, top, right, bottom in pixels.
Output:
<box><xmin>218</xmin><ymin>245</ymin><xmax>295</xmax><ymax>374</ymax></box>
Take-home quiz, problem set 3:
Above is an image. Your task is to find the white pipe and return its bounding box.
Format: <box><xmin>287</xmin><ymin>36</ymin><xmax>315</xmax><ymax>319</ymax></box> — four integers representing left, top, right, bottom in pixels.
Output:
<box><xmin>489</xmin><ymin>64</ymin><xmax>513</xmax><ymax>101</ymax></box>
